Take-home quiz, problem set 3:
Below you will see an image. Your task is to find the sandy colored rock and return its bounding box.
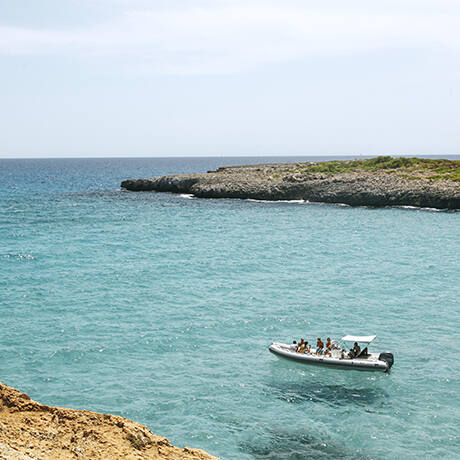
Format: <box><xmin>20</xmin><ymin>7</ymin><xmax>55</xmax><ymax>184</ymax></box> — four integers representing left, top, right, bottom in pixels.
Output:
<box><xmin>0</xmin><ymin>382</ymin><xmax>218</xmax><ymax>460</ymax></box>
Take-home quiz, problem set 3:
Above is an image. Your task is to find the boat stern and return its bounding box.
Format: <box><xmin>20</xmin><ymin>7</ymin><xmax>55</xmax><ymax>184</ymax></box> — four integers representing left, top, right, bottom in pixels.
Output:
<box><xmin>378</xmin><ymin>352</ymin><xmax>394</xmax><ymax>372</ymax></box>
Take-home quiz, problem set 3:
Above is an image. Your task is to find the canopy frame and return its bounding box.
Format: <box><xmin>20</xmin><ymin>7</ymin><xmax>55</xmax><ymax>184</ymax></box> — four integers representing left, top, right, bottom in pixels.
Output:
<box><xmin>341</xmin><ymin>335</ymin><xmax>377</xmax><ymax>344</ymax></box>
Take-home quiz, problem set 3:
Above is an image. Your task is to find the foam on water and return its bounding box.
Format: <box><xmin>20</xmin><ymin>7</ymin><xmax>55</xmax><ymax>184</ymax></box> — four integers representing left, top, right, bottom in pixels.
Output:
<box><xmin>1</xmin><ymin>157</ymin><xmax>459</xmax><ymax>459</ymax></box>
<box><xmin>246</xmin><ymin>199</ymin><xmax>307</xmax><ymax>203</ymax></box>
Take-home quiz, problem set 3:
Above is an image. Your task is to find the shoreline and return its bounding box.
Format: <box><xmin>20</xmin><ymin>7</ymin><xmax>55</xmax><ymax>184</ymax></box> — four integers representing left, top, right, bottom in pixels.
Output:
<box><xmin>121</xmin><ymin>157</ymin><xmax>460</xmax><ymax>210</ymax></box>
<box><xmin>178</xmin><ymin>194</ymin><xmax>457</xmax><ymax>212</ymax></box>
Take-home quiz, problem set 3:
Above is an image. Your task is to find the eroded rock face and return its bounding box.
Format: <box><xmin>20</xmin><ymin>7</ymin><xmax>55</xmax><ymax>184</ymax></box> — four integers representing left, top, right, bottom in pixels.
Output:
<box><xmin>121</xmin><ymin>163</ymin><xmax>460</xmax><ymax>210</ymax></box>
<box><xmin>0</xmin><ymin>382</ymin><xmax>219</xmax><ymax>460</ymax></box>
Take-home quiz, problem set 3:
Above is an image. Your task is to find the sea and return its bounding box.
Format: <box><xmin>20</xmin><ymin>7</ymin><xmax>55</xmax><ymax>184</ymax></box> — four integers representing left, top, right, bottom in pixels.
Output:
<box><xmin>1</xmin><ymin>156</ymin><xmax>459</xmax><ymax>459</ymax></box>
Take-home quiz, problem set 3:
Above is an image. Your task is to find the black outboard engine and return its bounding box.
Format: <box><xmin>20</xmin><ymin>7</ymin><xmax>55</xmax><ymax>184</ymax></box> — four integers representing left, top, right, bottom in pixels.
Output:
<box><xmin>379</xmin><ymin>352</ymin><xmax>394</xmax><ymax>371</ymax></box>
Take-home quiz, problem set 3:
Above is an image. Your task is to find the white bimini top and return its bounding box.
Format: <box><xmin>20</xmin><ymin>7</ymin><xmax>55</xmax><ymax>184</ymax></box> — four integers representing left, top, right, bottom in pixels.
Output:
<box><xmin>341</xmin><ymin>335</ymin><xmax>377</xmax><ymax>344</ymax></box>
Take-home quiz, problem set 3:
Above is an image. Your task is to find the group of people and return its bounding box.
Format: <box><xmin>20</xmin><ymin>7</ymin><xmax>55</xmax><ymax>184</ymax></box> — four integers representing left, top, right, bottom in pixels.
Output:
<box><xmin>290</xmin><ymin>338</ymin><xmax>364</xmax><ymax>359</ymax></box>
<box><xmin>290</xmin><ymin>337</ymin><xmax>334</xmax><ymax>356</ymax></box>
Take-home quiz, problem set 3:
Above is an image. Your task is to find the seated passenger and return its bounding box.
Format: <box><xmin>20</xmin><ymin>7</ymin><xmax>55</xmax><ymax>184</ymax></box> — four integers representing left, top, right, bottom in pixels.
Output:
<box><xmin>289</xmin><ymin>340</ymin><xmax>297</xmax><ymax>351</ymax></box>
<box><xmin>350</xmin><ymin>342</ymin><xmax>361</xmax><ymax>358</ymax></box>
<box><xmin>296</xmin><ymin>338</ymin><xmax>305</xmax><ymax>353</ymax></box>
<box><xmin>299</xmin><ymin>340</ymin><xmax>311</xmax><ymax>354</ymax></box>
<box><xmin>316</xmin><ymin>337</ymin><xmax>324</xmax><ymax>355</ymax></box>
<box><xmin>300</xmin><ymin>341</ymin><xmax>311</xmax><ymax>354</ymax></box>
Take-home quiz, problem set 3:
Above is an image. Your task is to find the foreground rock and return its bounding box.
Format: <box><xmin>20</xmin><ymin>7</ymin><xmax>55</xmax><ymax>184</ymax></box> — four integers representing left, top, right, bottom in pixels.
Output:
<box><xmin>121</xmin><ymin>158</ymin><xmax>460</xmax><ymax>210</ymax></box>
<box><xmin>0</xmin><ymin>382</ymin><xmax>218</xmax><ymax>460</ymax></box>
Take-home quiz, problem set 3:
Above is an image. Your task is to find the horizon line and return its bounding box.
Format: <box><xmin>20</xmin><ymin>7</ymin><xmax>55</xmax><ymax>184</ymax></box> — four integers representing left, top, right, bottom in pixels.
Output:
<box><xmin>1</xmin><ymin>153</ymin><xmax>459</xmax><ymax>161</ymax></box>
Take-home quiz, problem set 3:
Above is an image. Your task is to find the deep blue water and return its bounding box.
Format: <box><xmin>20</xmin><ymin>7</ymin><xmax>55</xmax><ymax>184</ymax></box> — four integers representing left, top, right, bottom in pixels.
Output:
<box><xmin>1</xmin><ymin>156</ymin><xmax>459</xmax><ymax>459</ymax></box>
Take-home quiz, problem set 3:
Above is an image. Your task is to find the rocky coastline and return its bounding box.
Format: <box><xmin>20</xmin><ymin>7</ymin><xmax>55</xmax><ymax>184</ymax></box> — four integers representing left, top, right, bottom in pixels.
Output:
<box><xmin>0</xmin><ymin>382</ymin><xmax>218</xmax><ymax>460</ymax></box>
<box><xmin>121</xmin><ymin>157</ymin><xmax>460</xmax><ymax>210</ymax></box>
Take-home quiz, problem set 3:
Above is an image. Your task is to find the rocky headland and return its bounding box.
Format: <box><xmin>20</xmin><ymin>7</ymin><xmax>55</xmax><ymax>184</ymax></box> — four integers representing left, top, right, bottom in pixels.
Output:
<box><xmin>0</xmin><ymin>382</ymin><xmax>218</xmax><ymax>460</ymax></box>
<box><xmin>121</xmin><ymin>157</ymin><xmax>460</xmax><ymax>210</ymax></box>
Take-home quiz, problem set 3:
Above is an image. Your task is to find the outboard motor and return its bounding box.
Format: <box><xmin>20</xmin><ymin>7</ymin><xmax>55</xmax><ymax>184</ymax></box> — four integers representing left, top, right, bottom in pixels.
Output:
<box><xmin>379</xmin><ymin>352</ymin><xmax>394</xmax><ymax>371</ymax></box>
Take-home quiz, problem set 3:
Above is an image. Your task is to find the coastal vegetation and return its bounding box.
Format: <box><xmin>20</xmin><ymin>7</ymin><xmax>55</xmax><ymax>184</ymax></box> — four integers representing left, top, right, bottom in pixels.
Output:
<box><xmin>294</xmin><ymin>156</ymin><xmax>460</xmax><ymax>181</ymax></box>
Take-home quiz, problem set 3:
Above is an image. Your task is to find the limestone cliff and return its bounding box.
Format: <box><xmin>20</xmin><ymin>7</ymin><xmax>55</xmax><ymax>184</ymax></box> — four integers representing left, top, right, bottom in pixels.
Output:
<box><xmin>0</xmin><ymin>382</ymin><xmax>218</xmax><ymax>460</ymax></box>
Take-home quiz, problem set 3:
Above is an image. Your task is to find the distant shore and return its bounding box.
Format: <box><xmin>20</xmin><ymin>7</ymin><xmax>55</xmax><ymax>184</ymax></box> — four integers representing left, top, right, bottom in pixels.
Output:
<box><xmin>0</xmin><ymin>382</ymin><xmax>218</xmax><ymax>460</ymax></box>
<box><xmin>121</xmin><ymin>157</ymin><xmax>460</xmax><ymax>210</ymax></box>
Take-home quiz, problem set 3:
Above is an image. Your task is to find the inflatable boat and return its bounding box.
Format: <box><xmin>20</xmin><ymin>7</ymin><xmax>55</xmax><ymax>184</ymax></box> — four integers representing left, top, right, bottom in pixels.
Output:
<box><xmin>269</xmin><ymin>335</ymin><xmax>394</xmax><ymax>372</ymax></box>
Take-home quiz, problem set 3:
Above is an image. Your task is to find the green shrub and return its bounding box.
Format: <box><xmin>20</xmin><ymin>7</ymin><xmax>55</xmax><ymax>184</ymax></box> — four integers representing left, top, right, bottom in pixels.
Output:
<box><xmin>294</xmin><ymin>156</ymin><xmax>459</xmax><ymax>181</ymax></box>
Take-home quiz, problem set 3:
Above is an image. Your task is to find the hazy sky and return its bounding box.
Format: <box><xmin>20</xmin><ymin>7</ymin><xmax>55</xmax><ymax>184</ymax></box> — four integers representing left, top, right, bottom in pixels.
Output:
<box><xmin>1</xmin><ymin>0</ymin><xmax>459</xmax><ymax>158</ymax></box>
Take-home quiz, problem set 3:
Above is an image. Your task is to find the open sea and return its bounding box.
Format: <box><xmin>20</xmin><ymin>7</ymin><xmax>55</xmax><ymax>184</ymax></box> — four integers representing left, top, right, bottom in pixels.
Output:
<box><xmin>1</xmin><ymin>156</ymin><xmax>459</xmax><ymax>459</ymax></box>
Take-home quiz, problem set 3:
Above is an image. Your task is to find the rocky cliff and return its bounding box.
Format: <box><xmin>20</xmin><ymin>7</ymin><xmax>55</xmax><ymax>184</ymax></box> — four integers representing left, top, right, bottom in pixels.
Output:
<box><xmin>121</xmin><ymin>157</ymin><xmax>460</xmax><ymax>210</ymax></box>
<box><xmin>0</xmin><ymin>382</ymin><xmax>218</xmax><ymax>460</ymax></box>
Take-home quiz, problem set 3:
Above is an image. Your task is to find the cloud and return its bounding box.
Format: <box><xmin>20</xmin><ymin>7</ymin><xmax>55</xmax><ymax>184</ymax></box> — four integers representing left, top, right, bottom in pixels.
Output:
<box><xmin>1</xmin><ymin>1</ymin><xmax>459</xmax><ymax>74</ymax></box>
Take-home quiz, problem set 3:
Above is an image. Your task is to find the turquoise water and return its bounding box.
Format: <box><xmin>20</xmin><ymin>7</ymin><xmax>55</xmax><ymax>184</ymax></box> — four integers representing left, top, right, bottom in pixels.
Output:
<box><xmin>1</xmin><ymin>157</ymin><xmax>459</xmax><ymax>459</ymax></box>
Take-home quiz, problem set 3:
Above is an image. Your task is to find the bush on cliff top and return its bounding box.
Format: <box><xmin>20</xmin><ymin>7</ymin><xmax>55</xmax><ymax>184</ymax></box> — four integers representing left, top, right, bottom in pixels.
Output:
<box><xmin>296</xmin><ymin>156</ymin><xmax>460</xmax><ymax>181</ymax></box>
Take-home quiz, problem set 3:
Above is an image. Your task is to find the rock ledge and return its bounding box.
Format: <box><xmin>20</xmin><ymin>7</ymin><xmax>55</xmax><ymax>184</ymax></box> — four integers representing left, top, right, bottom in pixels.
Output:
<box><xmin>121</xmin><ymin>158</ymin><xmax>460</xmax><ymax>210</ymax></box>
<box><xmin>0</xmin><ymin>382</ymin><xmax>218</xmax><ymax>460</ymax></box>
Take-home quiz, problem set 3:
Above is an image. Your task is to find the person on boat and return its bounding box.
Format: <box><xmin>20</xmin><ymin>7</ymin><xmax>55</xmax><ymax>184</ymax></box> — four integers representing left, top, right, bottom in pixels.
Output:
<box><xmin>353</xmin><ymin>342</ymin><xmax>361</xmax><ymax>357</ymax></box>
<box><xmin>300</xmin><ymin>341</ymin><xmax>311</xmax><ymax>354</ymax></box>
<box><xmin>316</xmin><ymin>338</ymin><xmax>324</xmax><ymax>355</ymax></box>
<box><xmin>299</xmin><ymin>340</ymin><xmax>310</xmax><ymax>354</ymax></box>
<box><xmin>322</xmin><ymin>338</ymin><xmax>333</xmax><ymax>356</ymax></box>
<box><xmin>296</xmin><ymin>338</ymin><xmax>305</xmax><ymax>353</ymax></box>
<box><xmin>290</xmin><ymin>340</ymin><xmax>297</xmax><ymax>351</ymax></box>
<box><xmin>348</xmin><ymin>342</ymin><xmax>361</xmax><ymax>358</ymax></box>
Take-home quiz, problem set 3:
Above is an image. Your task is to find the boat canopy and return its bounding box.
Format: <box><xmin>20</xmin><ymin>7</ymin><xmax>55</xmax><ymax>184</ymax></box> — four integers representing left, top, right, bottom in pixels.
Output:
<box><xmin>341</xmin><ymin>335</ymin><xmax>377</xmax><ymax>344</ymax></box>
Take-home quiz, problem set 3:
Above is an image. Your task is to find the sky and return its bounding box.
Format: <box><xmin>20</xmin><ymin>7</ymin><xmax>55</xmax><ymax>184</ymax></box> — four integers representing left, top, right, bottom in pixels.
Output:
<box><xmin>0</xmin><ymin>0</ymin><xmax>459</xmax><ymax>158</ymax></box>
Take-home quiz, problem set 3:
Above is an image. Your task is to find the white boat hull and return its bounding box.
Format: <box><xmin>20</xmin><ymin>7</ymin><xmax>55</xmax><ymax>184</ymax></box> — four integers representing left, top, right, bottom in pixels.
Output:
<box><xmin>269</xmin><ymin>342</ymin><xmax>391</xmax><ymax>372</ymax></box>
